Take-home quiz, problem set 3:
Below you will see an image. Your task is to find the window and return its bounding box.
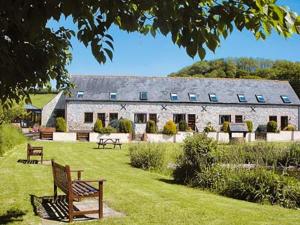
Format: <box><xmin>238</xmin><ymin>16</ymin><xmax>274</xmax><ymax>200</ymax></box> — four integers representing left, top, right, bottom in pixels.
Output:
<box><xmin>281</xmin><ymin>95</ymin><xmax>291</xmax><ymax>103</ymax></box>
<box><xmin>97</xmin><ymin>113</ymin><xmax>106</xmax><ymax>127</ymax></box>
<box><xmin>77</xmin><ymin>91</ymin><xmax>84</xmax><ymax>98</ymax></box>
<box><xmin>140</xmin><ymin>92</ymin><xmax>148</xmax><ymax>100</ymax></box>
<box><xmin>189</xmin><ymin>93</ymin><xmax>197</xmax><ymax>101</ymax></box>
<box><xmin>256</xmin><ymin>95</ymin><xmax>265</xmax><ymax>103</ymax></box>
<box><xmin>84</xmin><ymin>112</ymin><xmax>93</xmax><ymax>123</ymax></box>
<box><xmin>235</xmin><ymin>115</ymin><xmax>243</xmax><ymax>123</ymax></box>
<box><xmin>237</xmin><ymin>94</ymin><xmax>247</xmax><ymax>102</ymax></box>
<box><xmin>173</xmin><ymin>114</ymin><xmax>186</xmax><ymax>124</ymax></box>
<box><xmin>109</xmin><ymin>113</ymin><xmax>118</xmax><ymax>122</ymax></box>
<box><xmin>209</xmin><ymin>93</ymin><xmax>218</xmax><ymax>102</ymax></box>
<box><xmin>219</xmin><ymin>115</ymin><xmax>231</xmax><ymax>124</ymax></box>
<box><xmin>110</xmin><ymin>92</ymin><xmax>117</xmax><ymax>100</ymax></box>
<box><xmin>269</xmin><ymin>116</ymin><xmax>277</xmax><ymax>122</ymax></box>
<box><xmin>149</xmin><ymin>114</ymin><xmax>157</xmax><ymax>123</ymax></box>
<box><xmin>134</xmin><ymin>113</ymin><xmax>147</xmax><ymax>123</ymax></box>
<box><xmin>170</xmin><ymin>93</ymin><xmax>178</xmax><ymax>101</ymax></box>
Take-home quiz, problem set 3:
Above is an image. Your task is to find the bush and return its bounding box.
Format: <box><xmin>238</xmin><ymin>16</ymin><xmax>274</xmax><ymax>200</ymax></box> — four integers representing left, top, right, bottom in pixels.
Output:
<box><xmin>178</xmin><ymin>120</ymin><xmax>188</xmax><ymax>131</ymax></box>
<box><xmin>93</xmin><ymin>119</ymin><xmax>103</xmax><ymax>133</ymax></box>
<box><xmin>0</xmin><ymin>124</ymin><xmax>26</xmax><ymax>156</ymax></box>
<box><xmin>283</xmin><ymin>125</ymin><xmax>296</xmax><ymax>131</ymax></box>
<box><xmin>221</xmin><ymin>121</ymin><xmax>230</xmax><ymax>132</ymax></box>
<box><xmin>146</xmin><ymin>120</ymin><xmax>157</xmax><ymax>133</ymax></box>
<box><xmin>129</xmin><ymin>143</ymin><xmax>165</xmax><ymax>171</ymax></box>
<box><xmin>267</xmin><ymin>121</ymin><xmax>277</xmax><ymax>132</ymax></box>
<box><xmin>55</xmin><ymin>117</ymin><xmax>66</xmax><ymax>132</ymax></box>
<box><xmin>162</xmin><ymin>120</ymin><xmax>177</xmax><ymax>135</ymax></box>
<box><xmin>196</xmin><ymin>166</ymin><xmax>300</xmax><ymax>208</ymax></box>
<box><xmin>118</xmin><ymin>119</ymin><xmax>132</xmax><ymax>133</ymax></box>
<box><xmin>173</xmin><ymin>134</ymin><xmax>217</xmax><ymax>184</ymax></box>
<box><xmin>203</xmin><ymin>122</ymin><xmax>216</xmax><ymax>132</ymax></box>
<box><xmin>245</xmin><ymin>120</ymin><xmax>253</xmax><ymax>132</ymax></box>
<box><xmin>98</xmin><ymin>126</ymin><xmax>117</xmax><ymax>134</ymax></box>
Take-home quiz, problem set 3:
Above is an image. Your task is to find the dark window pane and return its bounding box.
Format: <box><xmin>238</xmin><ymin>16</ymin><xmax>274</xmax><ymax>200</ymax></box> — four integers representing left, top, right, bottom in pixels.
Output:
<box><xmin>170</xmin><ymin>93</ymin><xmax>178</xmax><ymax>101</ymax></box>
<box><xmin>235</xmin><ymin>115</ymin><xmax>243</xmax><ymax>123</ymax></box>
<box><xmin>134</xmin><ymin>113</ymin><xmax>147</xmax><ymax>123</ymax></box>
<box><xmin>237</xmin><ymin>94</ymin><xmax>247</xmax><ymax>102</ymax></box>
<box><xmin>269</xmin><ymin>116</ymin><xmax>277</xmax><ymax>122</ymax></box>
<box><xmin>110</xmin><ymin>92</ymin><xmax>117</xmax><ymax>100</ymax></box>
<box><xmin>149</xmin><ymin>114</ymin><xmax>157</xmax><ymax>123</ymax></box>
<box><xmin>97</xmin><ymin>113</ymin><xmax>106</xmax><ymax>127</ymax></box>
<box><xmin>109</xmin><ymin>113</ymin><xmax>118</xmax><ymax>122</ymax></box>
<box><xmin>84</xmin><ymin>112</ymin><xmax>93</xmax><ymax>123</ymax></box>
<box><xmin>219</xmin><ymin>115</ymin><xmax>231</xmax><ymax>124</ymax></box>
<box><xmin>189</xmin><ymin>93</ymin><xmax>197</xmax><ymax>101</ymax></box>
<box><xmin>256</xmin><ymin>95</ymin><xmax>265</xmax><ymax>103</ymax></box>
<box><xmin>173</xmin><ymin>114</ymin><xmax>186</xmax><ymax>124</ymax></box>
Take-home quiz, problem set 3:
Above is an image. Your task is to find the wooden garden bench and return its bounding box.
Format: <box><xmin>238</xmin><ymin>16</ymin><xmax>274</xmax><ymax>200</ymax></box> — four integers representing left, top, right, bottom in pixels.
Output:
<box><xmin>97</xmin><ymin>138</ymin><xmax>122</xmax><ymax>149</ymax></box>
<box><xmin>51</xmin><ymin>160</ymin><xmax>105</xmax><ymax>222</ymax></box>
<box><xmin>40</xmin><ymin>131</ymin><xmax>53</xmax><ymax>140</ymax></box>
<box><xmin>27</xmin><ymin>143</ymin><xmax>43</xmax><ymax>163</ymax></box>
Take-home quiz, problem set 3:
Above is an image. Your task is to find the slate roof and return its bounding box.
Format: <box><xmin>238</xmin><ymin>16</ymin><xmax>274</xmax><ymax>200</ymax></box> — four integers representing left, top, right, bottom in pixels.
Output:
<box><xmin>67</xmin><ymin>75</ymin><xmax>300</xmax><ymax>105</ymax></box>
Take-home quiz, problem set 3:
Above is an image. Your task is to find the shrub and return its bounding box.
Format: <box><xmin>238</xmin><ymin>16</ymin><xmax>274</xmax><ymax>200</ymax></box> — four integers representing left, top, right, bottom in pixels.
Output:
<box><xmin>203</xmin><ymin>122</ymin><xmax>216</xmax><ymax>133</ymax></box>
<box><xmin>178</xmin><ymin>120</ymin><xmax>188</xmax><ymax>131</ymax></box>
<box><xmin>118</xmin><ymin>119</ymin><xmax>133</xmax><ymax>133</ymax></box>
<box><xmin>162</xmin><ymin>120</ymin><xmax>177</xmax><ymax>135</ymax></box>
<box><xmin>129</xmin><ymin>143</ymin><xmax>165</xmax><ymax>171</ymax></box>
<box><xmin>55</xmin><ymin>117</ymin><xmax>66</xmax><ymax>132</ymax></box>
<box><xmin>221</xmin><ymin>121</ymin><xmax>230</xmax><ymax>132</ymax></box>
<box><xmin>99</xmin><ymin>126</ymin><xmax>117</xmax><ymax>134</ymax></box>
<box><xmin>245</xmin><ymin>120</ymin><xmax>253</xmax><ymax>132</ymax></box>
<box><xmin>146</xmin><ymin>120</ymin><xmax>157</xmax><ymax>133</ymax></box>
<box><xmin>267</xmin><ymin>121</ymin><xmax>277</xmax><ymax>132</ymax></box>
<box><xmin>283</xmin><ymin>124</ymin><xmax>296</xmax><ymax>131</ymax></box>
<box><xmin>173</xmin><ymin>134</ymin><xmax>217</xmax><ymax>184</ymax></box>
<box><xmin>93</xmin><ymin>119</ymin><xmax>103</xmax><ymax>133</ymax></box>
<box><xmin>0</xmin><ymin>124</ymin><xmax>26</xmax><ymax>156</ymax></box>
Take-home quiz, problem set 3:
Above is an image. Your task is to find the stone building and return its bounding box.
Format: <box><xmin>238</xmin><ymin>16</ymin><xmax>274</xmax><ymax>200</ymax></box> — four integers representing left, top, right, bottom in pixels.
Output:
<box><xmin>42</xmin><ymin>75</ymin><xmax>300</xmax><ymax>133</ymax></box>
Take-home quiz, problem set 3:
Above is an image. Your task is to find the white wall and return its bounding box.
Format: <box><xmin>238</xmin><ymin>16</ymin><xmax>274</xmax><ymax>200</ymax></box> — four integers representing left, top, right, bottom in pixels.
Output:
<box><xmin>42</xmin><ymin>92</ymin><xmax>65</xmax><ymax>127</ymax></box>
<box><xmin>53</xmin><ymin>132</ymin><xmax>77</xmax><ymax>142</ymax></box>
<box><xmin>89</xmin><ymin>132</ymin><xmax>131</xmax><ymax>143</ymax></box>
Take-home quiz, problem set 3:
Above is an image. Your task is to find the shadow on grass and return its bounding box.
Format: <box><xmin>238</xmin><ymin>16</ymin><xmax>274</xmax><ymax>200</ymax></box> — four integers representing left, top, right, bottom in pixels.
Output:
<box><xmin>30</xmin><ymin>194</ymin><xmax>78</xmax><ymax>222</ymax></box>
<box><xmin>17</xmin><ymin>159</ymin><xmax>51</xmax><ymax>165</ymax></box>
<box><xmin>157</xmin><ymin>178</ymin><xmax>177</xmax><ymax>185</ymax></box>
<box><xmin>0</xmin><ymin>209</ymin><xmax>26</xmax><ymax>224</ymax></box>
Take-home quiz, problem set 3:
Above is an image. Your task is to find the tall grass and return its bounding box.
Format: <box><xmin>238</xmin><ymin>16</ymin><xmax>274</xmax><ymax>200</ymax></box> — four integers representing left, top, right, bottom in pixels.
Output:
<box><xmin>0</xmin><ymin>124</ymin><xmax>26</xmax><ymax>156</ymax></box>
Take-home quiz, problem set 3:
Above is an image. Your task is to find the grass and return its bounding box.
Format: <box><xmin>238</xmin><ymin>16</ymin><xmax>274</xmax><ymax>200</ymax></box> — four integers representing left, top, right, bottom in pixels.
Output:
<box><xmin>29</xmin><ymin>93</ymin><xmax>57</xmax><ymax>108</ymax></box>
<box><xmin>0</xmin><ymin>142</ymin><xmax>300</xmax><ymax>225</ymax></box>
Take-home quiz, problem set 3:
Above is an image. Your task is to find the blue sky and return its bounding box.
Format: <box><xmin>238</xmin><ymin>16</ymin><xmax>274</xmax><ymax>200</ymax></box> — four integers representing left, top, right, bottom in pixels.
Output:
<box><xmin>48</xmin><ymin>0</ymin><xmax>300</xmax><ymax>77</ymax></box>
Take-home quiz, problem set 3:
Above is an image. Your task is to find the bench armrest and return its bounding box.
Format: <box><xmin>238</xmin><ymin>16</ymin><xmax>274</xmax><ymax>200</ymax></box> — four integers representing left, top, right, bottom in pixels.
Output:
<box><xmin>31</xmin><ymin>146</ymin><xmax>43</xmax><ymax>150</ymax></box>
<box><xmin>71</xmin><ymin>170</ymin><xmax>84</xmax><ymax>180</ymax></box>
<box><xmin>73</xmin><ymin>179</ymin><xmax>106</xmax><ymax>183</ymax></box>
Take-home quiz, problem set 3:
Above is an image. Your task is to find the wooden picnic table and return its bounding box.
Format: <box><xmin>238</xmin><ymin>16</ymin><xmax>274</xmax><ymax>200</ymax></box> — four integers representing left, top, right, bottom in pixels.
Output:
<box><xmin>97</xmin><ymin>138</ymin><xmax>122</xmax><ymax>149</ymax></box>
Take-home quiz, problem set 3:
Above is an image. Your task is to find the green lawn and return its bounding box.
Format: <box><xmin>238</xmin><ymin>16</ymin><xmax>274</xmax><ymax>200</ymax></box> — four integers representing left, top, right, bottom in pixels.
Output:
<box><xmin>1</xmin><ymin>142</ymin><xmax>300</xmax><ymax>225</ymax></box>
<box><xmin>29</xmin><ymin>94</ymin><xmax>57</xmax><ymax>108</ymax></box>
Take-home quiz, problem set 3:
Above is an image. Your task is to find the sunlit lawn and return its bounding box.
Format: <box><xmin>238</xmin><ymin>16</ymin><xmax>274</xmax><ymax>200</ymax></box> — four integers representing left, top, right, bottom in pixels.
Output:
<box><xmin>1</xmin><ymin>141</ymin><xmax>300</xmax><ymax>225</ymax></box>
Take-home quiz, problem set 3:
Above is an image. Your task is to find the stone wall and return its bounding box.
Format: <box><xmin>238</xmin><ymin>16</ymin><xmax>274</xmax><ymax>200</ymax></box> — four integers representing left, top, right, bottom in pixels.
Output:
<box><xmin>66</xmin><ymin>100</ymin><xmax>299</xmax><ymax>133</ymax></box>
<box><xmin>41</xmin><ymin>92</ymin><xmax>65</xmax><ymax>127</ymax></box>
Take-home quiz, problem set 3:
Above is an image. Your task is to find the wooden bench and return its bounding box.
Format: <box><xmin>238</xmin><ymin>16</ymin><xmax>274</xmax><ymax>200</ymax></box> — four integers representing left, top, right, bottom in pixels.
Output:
<box><xmin>97</xmin><ymin>138</ymin><xmax>122</xmax><ymax>149</ymax></box>
<box><xmin>76</xmin><ymin>132</ymin><xmax>89</xmax><ymax>141</ymax></box>
<box><xmin>40</xmin><ymin>131</ymin><xmax>53</xmax><ymax>140</ymax></box>
<box><xmin>51</xmin><ymin>160</ymin><xmax>105</xmax><ymax>222</ymax></box>
<box><xmin>27</xmin><ymin>143</ymin><xmax>43</xmax><ymax>163</ymax></box>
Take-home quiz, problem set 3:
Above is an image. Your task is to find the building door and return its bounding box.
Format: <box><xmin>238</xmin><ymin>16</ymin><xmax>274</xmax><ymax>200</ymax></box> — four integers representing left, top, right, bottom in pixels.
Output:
<box><xmin>281</xmin><ymin>116</ymin><xmax>288</xmax><ymax>130</ymax></box>
<box><xmin>97</xmin><ymin>113</ymin><xmax>106</xmax><ymax>127</ymax></box>
<box><xmin>188</xmin><ymin>114</ymin><xmax>196</xmax><ymax>131</ymax></box>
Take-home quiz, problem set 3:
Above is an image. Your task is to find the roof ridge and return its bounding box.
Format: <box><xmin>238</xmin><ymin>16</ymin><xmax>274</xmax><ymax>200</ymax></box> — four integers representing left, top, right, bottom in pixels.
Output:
<box><xmin>71</xmin><ymin>74</ymin><xmax>288</xmax><ymax>82</ymax></box>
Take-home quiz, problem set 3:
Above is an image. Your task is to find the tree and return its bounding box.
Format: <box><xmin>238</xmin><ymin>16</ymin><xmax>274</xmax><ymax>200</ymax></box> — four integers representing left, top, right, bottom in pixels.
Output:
<box><xmin>1</xmin><ymin>1</ymin><xmax>299</xmax><ymax>104</ymax></box>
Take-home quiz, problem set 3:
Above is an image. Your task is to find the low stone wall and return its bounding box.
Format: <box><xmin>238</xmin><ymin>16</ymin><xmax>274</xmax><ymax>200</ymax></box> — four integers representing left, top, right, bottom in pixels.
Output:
<box><xmin>207</xmin><ymin>132</ymin><xmax>230</xmax><ymax>143</ymax></box>
<box><xmin>146</xmin><ymin>134</ymin><xmax>175</xmax><ymax>143</ymax></box>
<box><xmin>266</xmin><ymin>131</ymin><xmax>300</xmax><ymax>142</ymax></box>
<box><xmin>53</xmin><ymin>132</ymin><xmax>77</xmax><ymax>142</ymax></box>
<box><xmin>89</xmin><ymin>133</ymin><xmax>131</xmax><ymax>143</ymax></box>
